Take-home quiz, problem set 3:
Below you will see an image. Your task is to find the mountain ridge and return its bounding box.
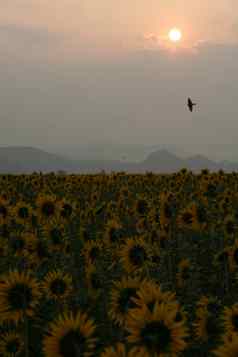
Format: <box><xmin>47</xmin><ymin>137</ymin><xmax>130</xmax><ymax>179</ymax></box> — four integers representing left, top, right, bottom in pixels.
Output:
<box><xmin>0</xmin><ymin>146</ymin><xmax>236</xmax><ymax>173</ymax></box>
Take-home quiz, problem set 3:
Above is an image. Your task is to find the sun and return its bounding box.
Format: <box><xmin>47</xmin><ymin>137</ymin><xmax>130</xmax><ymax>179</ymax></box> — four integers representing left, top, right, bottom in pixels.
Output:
<box><xmin>168</xmin><ymin>28</ymin><xmax>182</xmax><ymax>42</ymax></box>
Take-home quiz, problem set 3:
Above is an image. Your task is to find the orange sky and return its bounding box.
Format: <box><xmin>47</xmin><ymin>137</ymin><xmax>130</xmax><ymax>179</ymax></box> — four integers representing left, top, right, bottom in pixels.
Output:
<box><xmin>2</xmin><ymin>0</ymin><xmax>238</xmax><ymax>57</ymax></box>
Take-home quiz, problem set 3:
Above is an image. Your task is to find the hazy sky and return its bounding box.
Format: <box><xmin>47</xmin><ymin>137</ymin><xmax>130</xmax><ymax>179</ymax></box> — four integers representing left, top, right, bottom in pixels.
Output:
<box><xmin>1</xmin><ymin>1</ymin><xmax>238</xmax><ymax>160</ymax></box>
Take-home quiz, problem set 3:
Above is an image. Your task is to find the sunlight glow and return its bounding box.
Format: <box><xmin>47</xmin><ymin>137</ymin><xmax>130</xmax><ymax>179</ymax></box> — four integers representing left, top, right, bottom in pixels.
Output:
<box><xmin>168</xmin><ymin>28</ymin><xmax>182</xmax><ymax>42</ymax></box>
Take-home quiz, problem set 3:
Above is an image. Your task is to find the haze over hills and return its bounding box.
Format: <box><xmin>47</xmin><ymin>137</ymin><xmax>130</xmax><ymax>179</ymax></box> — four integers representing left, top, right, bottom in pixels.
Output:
<box><xmin>0</xmin><ymin>146</ymin><xmax>237</xmax><ymax>174</ymax></box>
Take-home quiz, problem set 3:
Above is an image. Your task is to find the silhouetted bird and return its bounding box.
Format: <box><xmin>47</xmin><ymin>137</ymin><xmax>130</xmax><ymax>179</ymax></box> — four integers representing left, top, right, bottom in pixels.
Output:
<box><xmin>187</xmin><ymin>97</ymin><xmax>197</xmax><ymax>112</ymax></box>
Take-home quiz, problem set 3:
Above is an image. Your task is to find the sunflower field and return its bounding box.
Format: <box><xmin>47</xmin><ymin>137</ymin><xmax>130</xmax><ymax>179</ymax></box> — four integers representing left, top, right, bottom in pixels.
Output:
<box><xmin>1</xmin><ymin>169</ymin><xmax>238</xmax><ymax>356</ymax></box>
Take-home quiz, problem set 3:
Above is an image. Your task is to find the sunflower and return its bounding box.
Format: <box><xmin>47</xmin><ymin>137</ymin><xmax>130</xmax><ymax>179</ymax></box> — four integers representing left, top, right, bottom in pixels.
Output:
<box><xmin>100</xmin><ymin>343</ymin><xmax>127</xmax><ymax>357</ymax></box>
<box><xmin>100</xmin><ymin>343</ymin><xmax>138</xmax><ymax>357</ymax></box>
<box><xmin>27</xmin><ymin>236</ymin><xmax>49</xmax><ymax>265</ymax></box>
<box><xmin>36</xmin><ymin>194</ymin><xmax>60</xmax><ymax>223</ymax></box>
<box><xmin>0</xmin><ymin>238</ymin><xmax>8</xmax><ymax>258</ymax></box>
<box><xmin>176</xmin><ymin>259</ymin><xmax>191</xmax><ymax>289</ymax></box>
<box><xmin>159</xmin><ymin>195</ymin><xmax>174</xmax><ymax>227</ymax></box>
<box><xmin>135</xmin><ymin>217</ymin><xmax>149</xmax><ymax>235</ymax></box>
<box><xmin>223</xmin><ymin>303</ymin><xmax>238</xmax><ymax>338</ymax></box>
<box><xmin>0</xmin><ymin>270</ymin><xmax>41</xmax><ymax>324</ymax></box>
<box><xmin>176</xmin><ymin>205</ymin><xmax>199</xmax><ymax>231</ymax></box>
<box><xmin>213</xmin><ymin>333</ymin><xmax>238</xmax><ymax>357</ymax></box>
<box><xmin>44</xmin><ymin>219</ymin><xmax>67</xmax><ymax>253</ymax></box>
<box><xmin>119</xmin><ymin>237</ymin><xmax>152</xmax><ymax>275</ymax></box>
<box><xmin>11</xmin><ymin>201</ymin><xmax>33</xmax><ymax>226</ymax></box>
<box><xmin>0</xmin><ymin>331</ymin><xmax>24</xmax><ymax>357</ymax></box>
<box><xmin>81</xmin><ymin>240</ymin><xmax>104</xmax><ymax>265</ymax></box>
<box><xmin>59</xmin><ymin>199</ymin><xmax>75</xmax><ymax>222</ymax></box>
<box><xmin>0</xmin><ymin>196</ymin><xmax>10</xmax><ymax>225</ymax></box>
<box><xmin>131</xmin><ymin>280</ymin><xmax>177</xmax><ymax>313</ymax></box>
<box><xmin>85</xmin><ymin>263</ymin><xmax>104</xmax><ymax>298</ymax></box>
<box><xmin>126</xmin><ymin>302</ymin><xmax>188</xmax><ymax>356</ymax></box>
<box><xmin>223</xmin><ymin>215</ymin><xmax>237</xmax><ymax>238</ymax></box>
<box><xmin>213</xmin><ymin>247</ymin><xmax>230</xmax><ymax>269</ymax></box>
<box><xmin>193</xmin><ymin>309</ymin><xmax>221</xmax><ymax>343</ymax></box>
<box><xmin>134</xmin><ymin>197</ymin><xmax>149</xmax><ymax>217</ymax></box>
<box><xmin>228</xmin><ymin>239</ymin><xmax>238</xmax><ymax>272</ymax></box>
<box><xmin>104</xmin><ymin>219</ymin><xmax>123</xmax><ymax>246</ymax></box>
<box><xmin>42</xmin><ymin>270</ymin><xmax>73</xmax><ymax>302</ymax></box>
<box><xmin>8</xmin><ymin>231</ymin><xmax>35</xmax><ymax>259</ymax></box>
<box><xmin>43</xmin><ymin>311</ymin><xmax>97</xmax><ymax>357</ymax></box>
<box><xmin>109</xmin><ymin>276</ymin><xmax>141</xmax><ymax>327</ymax></box>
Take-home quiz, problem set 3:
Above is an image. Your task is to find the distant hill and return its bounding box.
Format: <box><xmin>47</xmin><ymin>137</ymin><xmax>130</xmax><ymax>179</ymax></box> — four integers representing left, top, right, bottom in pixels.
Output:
<box><xmin>0</xmin><ymin>146</ymin><xmax>237</xmax><ymax>173</ymax></box>
<box><xmin>0</xmin><ymin>147</ymin><xmax>77</xmax><ymax>173</ymax></box>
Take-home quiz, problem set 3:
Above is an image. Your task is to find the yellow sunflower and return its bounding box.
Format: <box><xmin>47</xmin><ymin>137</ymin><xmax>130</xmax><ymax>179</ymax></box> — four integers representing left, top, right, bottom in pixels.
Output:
<box><xmin>0</xmin><ymin>196</ymin><xmax>10</xmax><ymax>225</ymax></box>
<box><xmin>42</xmin><ymin>270</ymin><xmax>73</xmax><ymax>302</ymax></box>
<box><xmin>223</xmin><ymin>215</ymin><xmax>237</xmax><ymax>238</ymax></box>
<box><xmin>131</xmin><ymin>279</ymin><xmax>177</xmax><ymax>313</ymax></box>
<box><xmin>100</xmin><ymin>343</ymin><xmax>139</xmax><ymax>357</ymax></box>
<box><xmin>0</xmin><ymin>270</ymin><xmax>41</xmax><ymax>324</ymax></box>
<box><xmin>27</xmin><ymin>236</ymin><xmax>49</xmax><ymax>265</ymax></box>
<box><xmin>0</xmin><ymin>331</ymin><xmax>24</xmax><ymax>357</ymax></box>
<box><xmin>11</xmin><ymin>201</ymin><xmax>33</xmax><ymax>226</ymax></box>
<box><xmin>176</xmin><ymin>259</ymin><xmax>191</xmax><ymax>289</ymax></box>
<box><xmin>193</xmin><ymin>309</ymin><xmax>221</xmax><ymax>343</ymax></box>
<box><xmin>228</xmin><ymin>239</ymin><xmax>238</xmax><ymax>272</ymax></box>
<box><xmin>44</xmin><ymin>219</ymin><xmax>67</xmax><ymax>253</ymax></box>
<box><xmin>223</xmin><ymin>303</ymin><xmax>238</xmax><ymax>338</ymax></box>
<box><xmin>36</xmin><ymin>194</ymin><xmax>60</xmax><ymax>223</ymax></box>
<box><xmin>119</xmin><ymin>237</ymin><xmax>152</xmax><ymax>275</ymax></box>
<box><xmin>59</xmin><ymin>199</ymin><xmax>75</xmax><ymax>222</ymax></box>
<box><xmin>213</xmin><ymin>333</ymin><xmax>238</xmax><ymax>357</ymax></box>
<box><xmin>176</xmin><ymin>205</ymin><xmax>199</xmax><ymax>231</ymax></box>
<box><xmin>81</xmin><ymin>240</ymin><xmax>104</xmax><ymax>265</ymax></box>
<box><xmin>109</xmin><ymin>276</ymin><xmax>142</xmax><ymax>327</ymax></box>
<box><xmin>104</xmin><ymin>219</ymin><xmax>123</xmax><ymax>246</ymax></box>
<box><xmin>126</xmin><ymin>302</ymin><xmax>188</xmax><ymax>356</ymax></box>
<box><xmin>85</xmin><ymin>263</ymin><xmax>104</xmax><ymax>298</ymax></box>
<box><xmin>43</xmin><ymin>311</ymin><xmax>97</xmax><ymax>357</ymax></box>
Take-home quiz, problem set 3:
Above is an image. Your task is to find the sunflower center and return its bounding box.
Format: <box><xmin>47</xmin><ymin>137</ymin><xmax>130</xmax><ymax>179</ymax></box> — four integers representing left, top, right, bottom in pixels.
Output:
<box><xmin>207</xmin><ymin>302</ymin><xmax>219</xmax><ymax>315</ymax></box>
<box><xmin>59</xmin><ymin>330</ymin><xmax>86</xmax><ymax>357</ymax></box>
<box><xmin>11</xmin><ymin>238</ymin><xmax>25</xmax><ymax>252</ymax></box>
<box><xmin>41</xmin><ymin>201</ymin><xmax>55</xmax><ymax>217</ymax></box>
<box><xmin>226</xmin><ymin>220</ymin><xmax>235</xmax><ymax>234</ymax></box>
<box><xmin>18</xmin><ymin>207</ymin><xmax>29</xmax><ymax>219</ymax></box>
<box><xmin>61</xmin><ymin>204</ymin><xmax>73</xmax><ymax>218</ymax></box>
<box><xmin>233</xmin><ymin>249</ymin><xmax>238</xmax><ymax>265</ymax></box>
<box><xmin>196</xmin><ymin>206</ymin><xmax>207</xmax><ymax>224</ymax></box>
<box><xmin>6</xmin><ymin>338</ymin><xmax>21</xmax><ymax>354</ymax></box>
<box><xmin>147</xmin><ymin>300</ymin><xmax>156</xmax><ymax>313</ymax></box>
<box><xmin>37</xmin><ymin>241</ymin><xmax>48</xmax><ymax>259</ymax></box>
<box><xmin>91</xmin><ymin>272</ymin><xmax>102</xmax><ymax>290</ymax></box>
<box><xmin>175</xmin><ymin>311</ymin><xmax>183</xmax><ymax>322</ymax></box>
<box><xmin>8</xmin><ymin>283</ymin><xmax>33</xmax><ymax>310</ymax></box>
<box><xmin>0</xmin><ymin>205</ymin><xmax>7</xmax><ymax>218</ymax></box>
<box><xmin>140</xmin><ymin>321</ymin><xmax>171</xmax><ymax>352</ymax></box>
<box><xmin>232</xmin><ymin>314</ymin><xmax>238</xmax><ymax>330</ymax></box>
<box><xmin>181</xmin><ymin>267</ymin><xmax>190</xmax><ymax>280</ymax></box>
<box><xmin>50</xmin><ymin>228</ymin><xmax>62</xmax><ymax>245</ymax></box>
<box><xmin>50</xmin><ymin>279</ymin><xmax>67</xmax><ymax>296</ymax></box>
<box><xmin>136</xmin><ymin>200</ymin><xmax>148</xmax><ymax>215</ymax></box>
<box><xmin>109</xmin><ymin>227</ymin><xmax>121</xmax><ymax>243</ymax></box>
<box><xmin>164</xmin><ymin>203</ymin><xmax>173</xmax><ymax>219</ymax></box>
<box><xmin>89</xmin><ymin>247</ymin><xmax>100</xmax><ymax>262</ymax></box>
<box><xmin>118</xmin><ymin>287</ymin><xmax>137</xmax><ymax>313</ymax></box>
<box><xmin>182</xmin><ymin>212</ymin><xmax>193</xmax><ymax>225</ymax></box>
<box><xmin>129</xmin><ymin>245</ymin><xmax>147</xmax><ymax>266</ymax></box>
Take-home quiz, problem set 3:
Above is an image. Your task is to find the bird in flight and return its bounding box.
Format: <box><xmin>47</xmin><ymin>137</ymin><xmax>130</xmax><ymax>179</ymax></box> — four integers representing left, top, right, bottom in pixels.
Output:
<box><xmin>187</xmin><ymin>97</ymin><xmax>197</xmax><ymax>112</ymax></box>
